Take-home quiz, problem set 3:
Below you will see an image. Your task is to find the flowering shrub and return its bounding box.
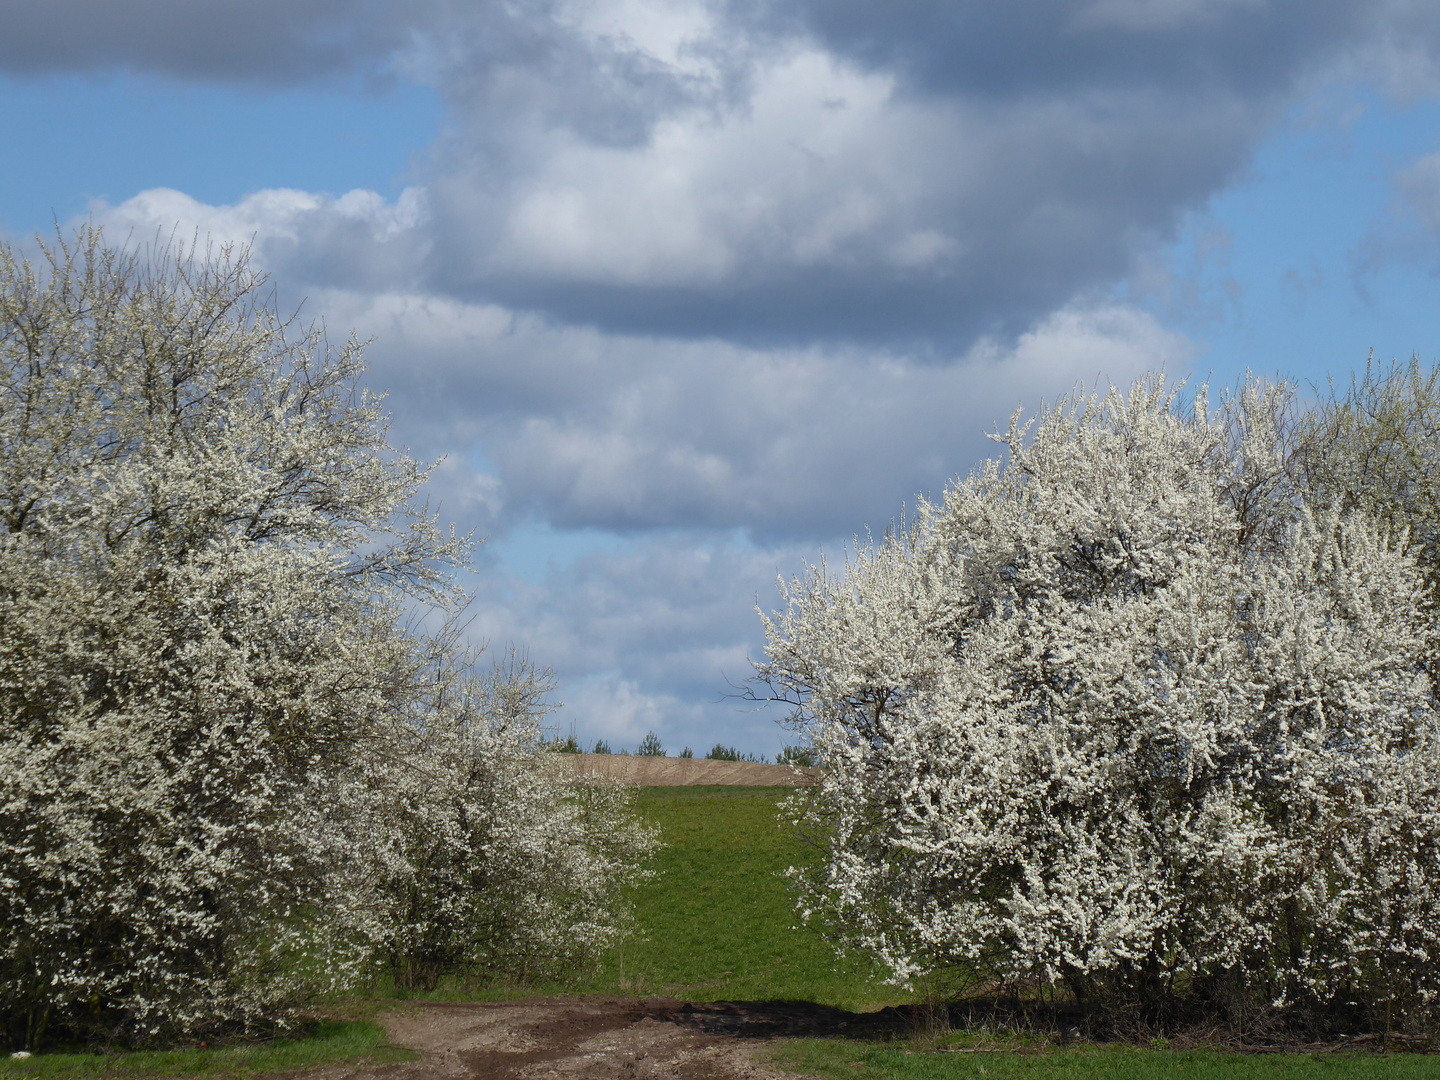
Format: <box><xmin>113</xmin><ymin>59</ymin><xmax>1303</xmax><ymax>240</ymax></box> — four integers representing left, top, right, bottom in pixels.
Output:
<box><xmin>758</xmin><ymin>377</ymin><xmax>1440</xmax><ymax>1033</ymax></box>
<box><xmin>1297</xmin><ymin>355</ymin><xmax>1440</xmax><ymax>597</ymax></box>
<box><xmin>0</xmin><ymin>232</ymin><xmax>654</xmax><ymax>1049</ymax></box>
<box><xmin>380</xmin><ymin>647</ymin><xmax>659</xmax><ymax>989</ymax></box>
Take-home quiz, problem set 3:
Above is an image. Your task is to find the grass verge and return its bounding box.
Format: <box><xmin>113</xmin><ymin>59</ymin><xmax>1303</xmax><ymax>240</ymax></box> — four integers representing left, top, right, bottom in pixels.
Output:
<box><xmin>372</xmin><ymin>785</ymin><xmax>909</xmax><ymax>1011</ymax></box>
<box><xmin>0</xmin><ymin>1021</ymin><xmax>412</xmax><ymax>1080</ymax></box>
<box><xmin>579</xmin><ymin>785</ymin><xmax>906</xmax><ymax>1009</ymax></box>
<box><xmin>765</xmin><ymin>1039</ymin><xmax>1440</xmax><ymax>1079</ymax></box>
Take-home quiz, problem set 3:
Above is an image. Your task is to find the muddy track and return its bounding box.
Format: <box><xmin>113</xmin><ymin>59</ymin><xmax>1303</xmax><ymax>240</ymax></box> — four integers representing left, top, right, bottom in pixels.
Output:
<box><xmin>309</xmin><ymin>998</ymin><xmax>905</xmax><ymax>1080</ymax></box>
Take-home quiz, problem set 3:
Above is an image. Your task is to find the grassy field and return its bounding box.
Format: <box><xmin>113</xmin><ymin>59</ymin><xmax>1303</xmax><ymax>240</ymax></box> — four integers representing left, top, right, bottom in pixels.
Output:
<box><xmin>575</xmin><ymin>784</ymin><xmax>907</xmax><ymax>1010</ymax></box>
<box><xmin>366</xmin><ymin>784</ymin><xmax>901</xmax><ymax>1009</ymax></box>
<box><xmin>767</xmin><ymin>1041</ymin><xmax>1440</xmax><ymax>1079</ymax></box>
<box><xmin>0</xmin><ymin>1022</ymin><xmax>410</xmax><ymax>1080</ymax></box>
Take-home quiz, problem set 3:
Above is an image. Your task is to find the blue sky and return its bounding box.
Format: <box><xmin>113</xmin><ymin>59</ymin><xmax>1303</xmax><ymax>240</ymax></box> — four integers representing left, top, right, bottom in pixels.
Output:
<box><xmin>0</xmin><ymin>73</ymin><xmax>442</xmax><ymax>233</ymax></box>
<box><xmin>6</xmin><ymin>0</ymin><xmax>1440</xmax><ymax>756</ymax></box>
<box><xmin>1136</xmin><ymin>92</ymin><xmax>1440</xmax><ymax>390</ymax></box>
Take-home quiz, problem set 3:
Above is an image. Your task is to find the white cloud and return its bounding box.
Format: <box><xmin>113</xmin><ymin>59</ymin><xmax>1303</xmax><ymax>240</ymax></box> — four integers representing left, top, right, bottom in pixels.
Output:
<box><xmin>336</xmin><ymin>287</ymin><xmax>1192</xmax><ymax>755</ymax></box>
<box><xmin>328</xmin><ymin>288</ymin><xmax>1193</xmax><ymax>536</ymax></box>
<box><xmin>91</xmin><ymin>178</ymin><xmax>1194</xmax><ymax>538</ymax></box>
<box><xmin>559</xmin><ymin>674</ymin><xmax>685</xmax><ymax>749</ymax></box>
<box><xmin>422</xmin><ymin>34</ymin><xmax>1268</xmax><ymax>342</ymax></box>
<box><xmin>459</xmin><ymin>529</ymin><xmax>795</xmax><ymax>752</ymax></box>
<box><xmin>91</xmin><ymin>186</ymin><xmax>431</xmax><ymax>299</ymax></box>
<box><xmin>73</xmin><ymin>0</ymin><xmax>1425</xmax><ymax>755</ymax></box>
<box><xmin>93</xmin><ymin>186</ymin><xmax>423</xmax><ymax>245</ymax></box>
<box><xmin>76</xmin><ymin>1</ymin><xmax>1440</xmax><ymax>351</ymax></box>
<box><xmin>432</xmin><ymin>47</ymin><xmax>916</xmax><ymax>287</ymax></box>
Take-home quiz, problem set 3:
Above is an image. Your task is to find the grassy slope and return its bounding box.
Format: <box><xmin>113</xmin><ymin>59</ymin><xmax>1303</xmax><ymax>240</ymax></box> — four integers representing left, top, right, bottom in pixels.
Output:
<box><xmin>576</xmin><ymin>785</ymin><xmax>908</xmax><ymax>1011</ymax></box>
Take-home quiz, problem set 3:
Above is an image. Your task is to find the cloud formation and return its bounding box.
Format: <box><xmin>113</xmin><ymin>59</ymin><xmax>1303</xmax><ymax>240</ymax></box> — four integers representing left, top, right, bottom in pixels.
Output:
<box><xmin>0</xmin><ymin>0</ymin><xmax>417</xmax><ymax>82</ymax></box>
<box><xmin>38</xmin><ymin>0</ymin><xmax>1440</xmax><ymax>347</ymax></box>
<box><xmin>92</xmin><ymin>178</ymin><xmax>1190</xmax><ymax>751</ymax></box>
<box><xmin>426</xmin><ymin>46</ymin><xmax>1252</xmax><ymax>344</ymax></box>
<box><xmin>44</xmin><ymin>0</ymin><xmax>1440</xmax><ymax>749</ymax></box>
<box><xmin>346</xmin><ymin>291</ymin><xmax>1186</xmax><ymax>538</ymax></box>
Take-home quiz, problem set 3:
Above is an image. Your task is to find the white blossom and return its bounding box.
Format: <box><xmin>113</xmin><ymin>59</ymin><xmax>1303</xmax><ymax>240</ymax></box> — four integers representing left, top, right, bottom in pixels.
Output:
<box><xmin>0</xmin><ymin>231</ymin><xmax>655</xmax><ymax>1049</ymax></box>
<box><xmin>760</xmin><ymin>376</ymin><xmax>1440</xmax><ymax>1028</ymax></box>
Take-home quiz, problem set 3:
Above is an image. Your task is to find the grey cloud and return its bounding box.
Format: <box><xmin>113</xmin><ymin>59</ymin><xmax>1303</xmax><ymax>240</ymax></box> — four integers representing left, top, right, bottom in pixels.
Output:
<box><xmin>475</xmin><ymin>538</ymin><xmax>767</xmax><ymax>684</ymax></box>
<box><xmin>46</xmin><ymin>0</ymin><xmax>1440</xmax><ymax>349</ymax></box>
<box><xmin>418</xmin><ymin>2</ymin><xmax>744</xmax><ymax>149</ymax></box>
<box><xmin>194</xmin><ymin>278</ymin><xmax>1185</xmax><ymax>542</ymax></box>
<box><xmin>346</xmin><ymin>300</ymin><xmax>1184</xmax><ymax>754</ymax></box>
<box><xmin>0</xmin><ymin>0</ymin><xmax>419</xmax><ymax>82</ymax></box>
<box><xmin>326</xmin><ymin>290</ymin><xmax>1186</xmax><ymax>539</ymax></box>
<box><xmin>47</xmin><ymin>0</ymin><xmax>1440</xmax><ymax>759</ymax></box>
<box><xmin>0</xmin><ymin>0</ymin><xmax>729</xmax><ymax>142</ymax></box>
<box><xmin>729</xmin><ymin>0</ymin><xmax>1368</xmax><ymax>101</ymax></box>
<box><xmin>412</xmin><ymin>1</ymin><xmax>1436</xmax><ymax>346</ymax></box>
<box><xmin>427</xmin><ymin>87</ymin><xmax>1258</xmax><ymax>346</ymax></box>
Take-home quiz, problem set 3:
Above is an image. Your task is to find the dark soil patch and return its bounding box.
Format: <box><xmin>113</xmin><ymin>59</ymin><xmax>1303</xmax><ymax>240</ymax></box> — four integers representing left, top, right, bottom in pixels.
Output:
<box><xmin>301</xmin><ymin>997</ymin><xmax>829</xmax><ymax>1080</ymax></box>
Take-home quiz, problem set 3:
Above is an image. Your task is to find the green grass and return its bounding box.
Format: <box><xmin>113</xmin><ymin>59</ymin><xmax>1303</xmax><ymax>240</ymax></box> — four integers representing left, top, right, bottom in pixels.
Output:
<box><xmin>577</xmin><ymin>785</ymin><xmax>909</xmax><ymax>1010</ymax></box>
<box><xmin>766</xmin><ymin>1040</ymin><xmax>1440</xmax><ymax>1080</ymax></box>
<box><xmin>361</xmin><ymin>784</ymin><xmax>903</xmax><ymax>1009</ymax></box>
<box><xmin>382</xmin><ymin>784</ymin><xmax>905</xmax><ymax>1008</ymax></box>
<box><xmin>0</xmin><ymin>1021</ymin><xmax>412</xmax><ymax>1080</ymax></box>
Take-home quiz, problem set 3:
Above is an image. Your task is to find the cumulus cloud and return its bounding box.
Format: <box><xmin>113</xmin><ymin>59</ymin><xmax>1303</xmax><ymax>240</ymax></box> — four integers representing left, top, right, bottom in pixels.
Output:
<box><xmin>59</xmin><ymin>0</ymin><xmax>1440</xmax><ymax>751</ymax></box>
<box><xmin>93</xmin><ymin>187</ymin><xmax>1189</xmax><ymax>537</ymax></box>
<box><xmin>294</xmin><ymin>286</ymin><xmax>1189</xmax><ymax>538</ymax></box>
<box><xmin>93</xmin><ymin>186</ymin><xmax>430</xmax><ymax>293</ymax></box>
<box><xmin>425</xmin><ymin>43</ymin><xmax>1254</xmax><ymax>344</ymax></box>
<box><xmin>43</xmin><ymin>0</ymin><xmax>1440</xmax><ymax>347</ymax></box>
<box><xmin>433</xmin><ymin>296</ymin><xmax>1184</xmax><ymax>753</ymax></box>
<box><xmin>87</xmin><ymin>180</ymin><xmax>1196</xmax><ymax>751</ymax></box>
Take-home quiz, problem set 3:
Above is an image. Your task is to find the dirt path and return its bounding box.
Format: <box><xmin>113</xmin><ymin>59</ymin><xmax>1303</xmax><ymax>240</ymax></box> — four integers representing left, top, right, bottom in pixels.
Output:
<box><xmin>309</xmin><ymin>998</ymin><xmax>901</xmax><ymax>1080</ymax></box>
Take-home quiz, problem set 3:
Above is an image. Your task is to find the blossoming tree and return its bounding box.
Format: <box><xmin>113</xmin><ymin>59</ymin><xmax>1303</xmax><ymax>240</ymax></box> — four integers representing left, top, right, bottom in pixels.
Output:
<box><xmin>0</xmin><ymin>232</ymin><xmax>655</xmax><ymax>1050</ymax></box>
<box><xmin>759</xmin><ymin>377</ymin><xmax>1440</xmax><ymax>1032</ymax></box>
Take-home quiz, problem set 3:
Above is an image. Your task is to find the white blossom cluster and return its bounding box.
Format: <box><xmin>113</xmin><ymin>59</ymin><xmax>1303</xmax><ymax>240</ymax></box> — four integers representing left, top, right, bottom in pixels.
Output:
<box><xmin>0</xmin><ymin>233</ymin><xmax>655</xmax><ymax>1050</ymax></box>
<box><xmin>760</xmin><ymin>377</ymin><xmax>1440</xmax><ymax>1028</ymax></box>
<box><xmin>375</xmin><ymin>643</ymin><xmax>659</xmax><ymax>990</ymax></box>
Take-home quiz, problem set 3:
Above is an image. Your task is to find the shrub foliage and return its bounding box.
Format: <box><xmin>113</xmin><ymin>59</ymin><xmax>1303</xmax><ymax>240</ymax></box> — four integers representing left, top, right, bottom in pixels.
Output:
<box><xmin>758</xmin><ymin>377</ymin><xmax>1440</xmax><ymax>1034</ymax></box>
<box><xmin>0</xmin><ymin>232</ymin><xmax>655</xmax><ymax>1050</ymax></box>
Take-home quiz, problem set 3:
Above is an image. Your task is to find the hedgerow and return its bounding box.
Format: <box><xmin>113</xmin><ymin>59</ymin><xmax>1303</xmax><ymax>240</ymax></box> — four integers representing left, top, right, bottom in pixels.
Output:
<box><xmin>0</xmin><ymin>231</ymin><xmax>655</xmax><ymax>1050</ymax></box>
<box><xmin>761</xmin><ymin>377</ymin><xmax>1440</xmax><ymax>1036</ymax></box>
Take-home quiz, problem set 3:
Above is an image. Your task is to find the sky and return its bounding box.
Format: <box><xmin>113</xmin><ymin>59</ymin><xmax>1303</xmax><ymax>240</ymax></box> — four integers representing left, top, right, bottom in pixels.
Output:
<box><xmin>5</xmin><ymin>0</ymin><xmax>1440</xmax><ymax>756</ymax></box>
